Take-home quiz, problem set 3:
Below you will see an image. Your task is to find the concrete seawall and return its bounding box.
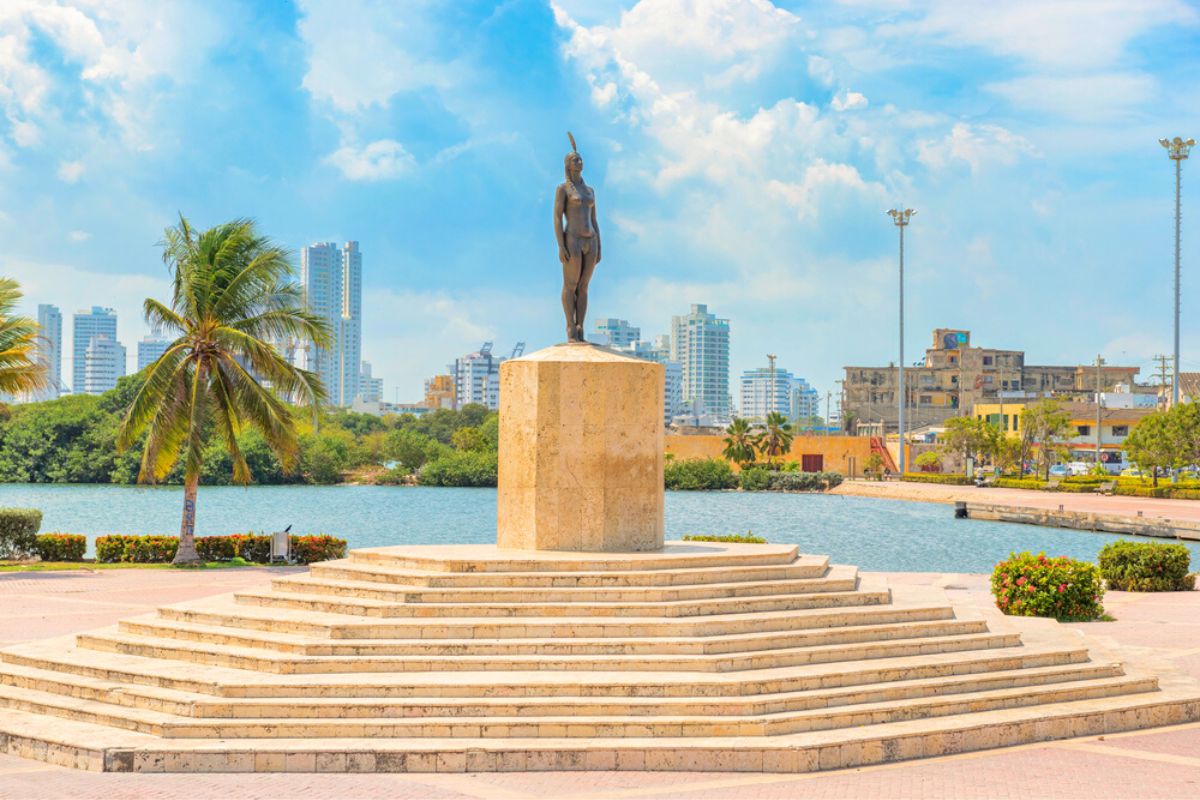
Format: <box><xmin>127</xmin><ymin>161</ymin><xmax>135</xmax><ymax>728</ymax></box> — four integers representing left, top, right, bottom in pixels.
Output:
<box><xmin>962</xmin><ymin>502</ymin><xmax>1200</xmax><ymax>542</ymax></box>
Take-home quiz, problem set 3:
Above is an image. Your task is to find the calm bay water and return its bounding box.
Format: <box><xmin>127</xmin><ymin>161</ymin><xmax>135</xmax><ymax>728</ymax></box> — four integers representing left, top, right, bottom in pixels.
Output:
<box><xmin>1</xmin><ymin>483</ymin><xmax>1196</xmax><ymax>574</ymax></box>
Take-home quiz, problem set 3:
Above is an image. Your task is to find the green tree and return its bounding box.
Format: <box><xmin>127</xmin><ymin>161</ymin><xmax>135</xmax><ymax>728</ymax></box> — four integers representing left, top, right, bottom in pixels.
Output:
<box><xmin>939</xmin><ymin>417</ymin><xmax>1000</xmax><ymax>472</ymax></box>
<box><xmin>913</xmin><ymin>450</ymin><xmax>942</xmax><ymax>471</ymax></box>
<box><xmin>385</xmin><ymin>428</ymin><xmax>440</xmax><ymax>473</ymax></box>
<box><xmin>754</xmin><ymin>411</ymin><xmax>794</xmax><ymax>467</ymax></box>
<box><xmin>117</xmin><ymin>216</ymin><xmax>329</xmax><ymax>565</ymax></box>
<box><xmin>0</xmin><ymin>279</ymin><xmax>45</xmax><ymax>397</ymax></box>
<box><xmin>1019</xmin><ymin>400</ymin><xmax>1073</xmax><ymax>480</ymax></box>
<box><xmin>722</xmin><ymin>418</ymin><xmax>757</xmax><ymax>467</ymax></box>
<box><xmin>1124</xmin><ymin>411</ymin><xmax>1176</xmax><ymax>486</ymax></box>
<box><xmin>451</xmin><ymin>426</ymin><xmax>489</xmax><ymax>452</ymax></box>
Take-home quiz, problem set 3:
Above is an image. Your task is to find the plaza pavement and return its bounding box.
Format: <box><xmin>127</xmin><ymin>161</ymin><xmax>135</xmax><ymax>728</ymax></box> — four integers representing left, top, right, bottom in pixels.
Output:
<box><xmin>0</xmin><ymin>565</ymin><xmax>1198</xmax><ymax>798</ymax></box>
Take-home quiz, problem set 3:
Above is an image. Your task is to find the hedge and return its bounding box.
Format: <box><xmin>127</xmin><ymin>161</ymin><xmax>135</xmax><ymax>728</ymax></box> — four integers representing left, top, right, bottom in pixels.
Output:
<box><xmin>1098</xmin><ymin>541</ymin><xmax>1194</xmax><ymax>592</ymax></box>
<box><xmin>95</xmin><ymin>533</ymin><xmax>346</xmax><ymax>565</ymax></box>
<box><xmin>991</xmin><ymin>551</ymin><xmax>1105</xmax><ymax>621</ymax></box>
<box><xmin>995</xmin><ymin>478</ymin><xmax>1045</xmax><ymax>490</ymax></box>
<box><xmin>0</xmin><ymin>507</ymin><xmax>42</xmax><ymax>559</ymax></box>
<box><xmin>665</xmin><ymin>458</ymin><xmax>737</xmax><ymax>490</ymax></box>
<box><xmin>901</xmin><ymin>473</ymin><xmax>974</xmax><ymax>485</ymax></box>
<box><xmin>417</xmin><ymin>450</ymin><xmax>498</xmax><ymax>487</ymax></box>
<box><xmin>682</xmin><ymin>533</ymin><xmax>766</xmax><ymax>544</ymax></box>
<box><xmin>34</xmin><ymin>533</ymin><xmax>86</xmax><ymax>561</ymax></box>
<box><xmin>738</xmin><ymin>467</ymin><xmax>771</xmax><ymax>491</ymax></box>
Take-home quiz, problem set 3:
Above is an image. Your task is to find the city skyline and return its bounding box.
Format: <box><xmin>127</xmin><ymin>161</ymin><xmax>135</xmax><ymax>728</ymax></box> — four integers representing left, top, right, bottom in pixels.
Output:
<box><xmin>1</xmin><ymin>2</ymin><xmax>1198</xmax><ymax>403</ymax></box>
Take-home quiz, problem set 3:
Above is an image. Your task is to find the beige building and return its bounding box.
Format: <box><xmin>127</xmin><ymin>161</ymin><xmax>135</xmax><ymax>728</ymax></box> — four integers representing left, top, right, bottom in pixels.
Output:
<box><xmin>843</xmin><ymin>328</ymin><xmax>1141</xmax><ymax>434</ymax></box>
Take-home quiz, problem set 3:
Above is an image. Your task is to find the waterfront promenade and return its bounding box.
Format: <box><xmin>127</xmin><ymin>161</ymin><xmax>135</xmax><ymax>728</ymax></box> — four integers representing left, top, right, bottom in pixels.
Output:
<box><xmin>1</xmin><ymin>565</ymin><xmax>1197</xmax><ymax>798</ymax></box>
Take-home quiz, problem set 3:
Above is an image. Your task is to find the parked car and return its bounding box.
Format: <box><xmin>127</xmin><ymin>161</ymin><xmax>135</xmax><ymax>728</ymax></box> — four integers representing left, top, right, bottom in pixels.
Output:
<box><xmin>1120</xmin><ymin>467</ymin><xmax>1143</xmax><ymax>478</ymax></box>
<box><xmin>1066</xmin><ymin>462</ymin><xmax>1092</xmax><ymax>476</ymax></box>
<box><xmin>1048</xmin><ymin>464</ymin><xmax>1069</xmax><ymax>477</ymax></box>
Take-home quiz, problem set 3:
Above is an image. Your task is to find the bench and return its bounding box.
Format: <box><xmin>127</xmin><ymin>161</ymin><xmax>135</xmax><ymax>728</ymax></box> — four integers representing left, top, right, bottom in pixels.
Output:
<box><xmin>1094</xmin><ymin>481</ymin><xmax>1115</xmax><ymax>495</ymax></box>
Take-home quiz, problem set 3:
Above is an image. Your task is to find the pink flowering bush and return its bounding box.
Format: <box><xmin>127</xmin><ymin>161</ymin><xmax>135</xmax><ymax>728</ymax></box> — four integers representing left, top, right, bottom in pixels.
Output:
<box><xmin>991</xmin><ymin>551</ymin><xmax>1105</xmax><ymax>621</ymax></box>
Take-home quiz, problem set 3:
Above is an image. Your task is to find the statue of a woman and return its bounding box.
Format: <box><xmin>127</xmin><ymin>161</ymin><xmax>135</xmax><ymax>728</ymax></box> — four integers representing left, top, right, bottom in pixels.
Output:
<box><xmin>554</xmin><ymin>132</ymin><xmax>600</xmax><ymax>343</ymax></box>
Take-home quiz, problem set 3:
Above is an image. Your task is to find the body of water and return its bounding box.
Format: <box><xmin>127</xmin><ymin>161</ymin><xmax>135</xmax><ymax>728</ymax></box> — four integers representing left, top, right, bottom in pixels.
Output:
<box><xmin>0</xmin><ymin>484</ymin><xmax>1195</xmax><ymax>574</ymax></box>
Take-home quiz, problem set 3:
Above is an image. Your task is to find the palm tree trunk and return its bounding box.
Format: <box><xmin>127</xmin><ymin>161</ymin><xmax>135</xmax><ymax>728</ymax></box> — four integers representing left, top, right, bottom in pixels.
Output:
<box><xmin>173</xmin><ymin>475</ymin><xmax>202</xmax><ymax>565</ymax></box>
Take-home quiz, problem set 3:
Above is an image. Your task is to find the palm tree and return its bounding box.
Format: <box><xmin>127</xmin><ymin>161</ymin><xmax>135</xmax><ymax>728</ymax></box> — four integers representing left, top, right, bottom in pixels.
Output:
<box><xmin>118</xmin><ymin>217</ymin><xmax>330</xmax><ymax>565</ymax></box>
<box><xmin>755</xmin><ymin>411</ymin><xmax>795</xmax><ymax>468</ymax></box>
<box><xmin>0</xmin><ymin>279</ymin><xmax>46</xmax><ymax>398</ymax></box>
<box><xmin>722</xmin><ymin>417</ymin><xmax>756</xmax><ymax>467</ymax></box>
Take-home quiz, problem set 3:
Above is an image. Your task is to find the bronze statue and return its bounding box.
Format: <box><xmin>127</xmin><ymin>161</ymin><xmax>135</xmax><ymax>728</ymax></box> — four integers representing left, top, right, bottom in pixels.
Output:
<box><xmin>554</xmin><ymin>132</ymin><xmax>600</xmax><ymax>343</ymax></box>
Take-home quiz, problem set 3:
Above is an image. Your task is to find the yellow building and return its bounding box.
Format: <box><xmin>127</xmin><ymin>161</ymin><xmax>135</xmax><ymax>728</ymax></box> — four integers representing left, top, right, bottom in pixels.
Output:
<box><xmin>971</xmin><ymin>401</ymin><xmax>1156</xmax><ymax>467</ymax></box>
<box><xmin>423</xmin><ymin>374</ymin><xmax>456</xmax><ymax>410</ymax></box>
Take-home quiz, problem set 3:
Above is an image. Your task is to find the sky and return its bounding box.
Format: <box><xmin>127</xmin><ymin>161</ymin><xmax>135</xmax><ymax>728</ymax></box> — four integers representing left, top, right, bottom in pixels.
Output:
<box><xmin>1</xmin><ymin>0</ymin><xmax>1199</xmax><ymax>405</ymax></box>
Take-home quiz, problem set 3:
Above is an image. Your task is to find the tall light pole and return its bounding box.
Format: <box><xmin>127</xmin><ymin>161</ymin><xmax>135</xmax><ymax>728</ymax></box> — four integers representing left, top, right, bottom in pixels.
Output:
<box><xmin>888</xmin><ymin>208</ymin><xmax>916</xmax><ymax>473</ymax></box>
<box><xmin>1161</xmin><ymin>136</ymin><xmax>1194</xmax><ymax>406</ymax></box>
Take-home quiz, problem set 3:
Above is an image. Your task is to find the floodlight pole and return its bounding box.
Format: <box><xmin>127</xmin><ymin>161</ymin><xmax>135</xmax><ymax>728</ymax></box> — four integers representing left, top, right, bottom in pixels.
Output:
<box><xmin>1161</xmin><ymin>136</ymin><xmax>1194</xmax><ymax>406</ymax></box>
<box><xmin>888</xmin><ymin>208</ymin><xmax>916</xmax><ymax>473</ymax></box>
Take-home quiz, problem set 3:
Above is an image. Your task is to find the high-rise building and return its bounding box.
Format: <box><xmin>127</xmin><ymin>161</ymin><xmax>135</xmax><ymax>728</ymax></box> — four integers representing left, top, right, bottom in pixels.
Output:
<box><xmin>300</xmin><ymin>241</ymin><xmax>362</xmax><ymax>407</ymax></box>
<box><xmin>670</xmin><ymin>304</ymin><xmax>731</xmax><ymax>421</ymax></box>
<box><xmin>790</xmin><ymin>377</ymin><xmax>821</xmax><ymax>422</ymax></box>
<box><xmin>72</xmin><ymin>307</ymin><xmax>118</xmax><ymax>394</ymax></box>
<box><xmin>591</xmin><ymin>318</ymin><xmax>640</xmax><ymax>348</ymax></box>
<box><xmin>615</xmin><ymin>334</ymin><xmax>684</xmax><ymax>425</ymax></box>
<box><xmin>137</xmin><ymin>337</ymin><xmax>171</xmax><ymax>371</ymax></box>
<box><xmin>358</xmin><ymin>361</ymin><xmax>383</xmax><ymax>403</ymax></box>
<box><xmin>739</xmin><ymin>365</ymin><xmax>795</xmax><ymax>421</ymax></box>
<box><xmin>82</xmin><ymin>335</ymin><xmax>126</xmax><ymax>395</ymax></box>
<box><xmin>36</xmin><ymin>304</ymin><xmax>62</xmax><ymax>399</ymax></box>
<box><xmin>452</xmin><ymin>343</ymin><xmax>505</xmax><ymax>410</ymax></box>
<box><xmin>424</xmin><ymin>374</ymin><xmax>456</xmax><ymax>410</ymax></box>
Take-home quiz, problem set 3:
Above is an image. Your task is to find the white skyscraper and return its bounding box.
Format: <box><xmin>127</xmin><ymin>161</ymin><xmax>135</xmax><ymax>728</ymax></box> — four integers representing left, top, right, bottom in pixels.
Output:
<box><xmin>452</xmin><ymin>343</ymin><xmax>505</xmax><ymax>410</ymax></box>
<box><xmin>83</xmin><ymin>335</ymin><xmax>126</xmax><ymax>395</ymax></box>
<box><xmin>36</xmin><ymin>304</ymin><xmax>62</xmax><ymax>400</ymax></box>
<box><xmin>790</xmin><ymin>377</ymin><xmax>821</xmax><ymax>423</ymax></box>
<box><xmin>137</xmin><ymin>337</ymin><xmax>171</xmax><ymax>371</ymax></box>
<box><xmin>670</xmin><ymin>304</ymin><xmax>731</xmax><ymax>421</ymax></box>
<box><xmin>72</xmin><ymin>307</ymin><xmax>118</xmax><ymax>394</ymax></box>
<box><xmin>617</xmin><ymin>334</ymin><xmax>684</xmax><ymax>425</ymax></box>
<box><xmin>591</xmin><ymin>318</ymin><xmax>640</xmax><ymax>348</ymax></box>
<box><xmin>740</xmin><ymin>365</ymin><xmax>804</xmax><ymax>421</ymax></box>
<box><xmin>359</xmin><ymin>360</ymin><xmax>383</xmax><ymax>403</ymax></box>
<box><xmin>300</xmin><ymin>241</ymin><xmax>362</xmax><ymax>407</ymax></box>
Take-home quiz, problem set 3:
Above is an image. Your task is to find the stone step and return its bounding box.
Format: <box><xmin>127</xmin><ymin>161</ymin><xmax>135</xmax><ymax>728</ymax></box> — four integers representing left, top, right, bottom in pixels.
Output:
<box><xmin>75</xmin><ymin>626</ymin><xmax>1023</xmax><ymax>674</ymax></box>
<box><xmin>0</xmin><ymin>637</ymin><xmax>1091</xmax><ymax>698</ymax></box>
<box><xmin>0</xmin><ymin>658</ymin><xmax>1124</xmax><ymax>720</ymax></box>
<box><xmin>347</xmin><ymin>542</ymin><xmax>800</xmax><ymax>573</ymax></box>
<box><xmin>270</xmin><ymin>568</ymin><xmax>861</xmax><ymax>605</ymax></box>
<box><xmin>119</xmin><ymin>616</ymin><xmax>990</xmax><ymax>658</ymax></box>
<box><xmin>308</xmin><ymin>555</ymin><xmax>830</xmax><ymax>588</ymax></box>
<box><xmin>0</xmin><ymin>674</ymin><xmax>1158</xmax><ymax>739</ymax></box>
<box><xmin>2</xmin><ymin>681</ymin><xmax>1198</xmax><ymax>772</ymax></box>
<box><xmin>148</xmin><ymin>584</ymin><xmax>945</xmax><ymax>641</ymax></box>
<box><xmin>230</xmin><ymin>582</ymin><xmax>888</xmax><ymax>620</ymax></box>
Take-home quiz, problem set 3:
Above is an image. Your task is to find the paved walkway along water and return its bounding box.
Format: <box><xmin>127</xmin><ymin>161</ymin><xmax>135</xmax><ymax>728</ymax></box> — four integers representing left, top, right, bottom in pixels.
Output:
<box><xmin>0</xmin><ymin>566</ymin><xmax>1198</xmax><ymax>798</ymax></box>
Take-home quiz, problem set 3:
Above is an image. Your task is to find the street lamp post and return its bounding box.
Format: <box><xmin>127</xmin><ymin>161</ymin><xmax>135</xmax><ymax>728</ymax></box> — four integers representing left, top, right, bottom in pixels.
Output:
<box><xmin>888</xmin><ymin>208</ymin><xmax>916</xmax><ymax>474</ymax></box>
<box><xmin>1161</xmin><ymin>136</ymin><xmax>1194</xmax><ymax>406</ymax></box>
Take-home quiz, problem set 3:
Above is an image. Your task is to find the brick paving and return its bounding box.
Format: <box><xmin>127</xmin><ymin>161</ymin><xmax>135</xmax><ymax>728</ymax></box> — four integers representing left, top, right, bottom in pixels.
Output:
<box><xmin>1</xmin><ymin>566</ymin><xmax>1198</xmax><ymax>799</ymax></box>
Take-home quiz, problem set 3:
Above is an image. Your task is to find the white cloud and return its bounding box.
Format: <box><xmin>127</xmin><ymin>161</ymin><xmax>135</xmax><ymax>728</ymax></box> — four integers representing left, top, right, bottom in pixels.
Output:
<box><xmin>323</xmin><ymin>139</ymin><xmax>416</xmax><ymax>181</ymax></box>
<box><xmin>986</xmin><ymin>73</ymin><xmax>1158</xmax><ymax>122</ymax></box>
<box><xmin>767</xmin><ymin>160</ymin><xmax>887</xmax><ymax>221</ymax></box>
<box><xmin>67</xmin><ymin>229</ymin><xmax>90</xmax><ymax>242</ymax></box>
<box><xmin>916</xmin><ymin>123</ymin><xmax>1037</xmax><ymax>174</ymax></box>
<box><xmin>56</xmin><ymin>159</ymin><xmax>83</xmax><ymax>183</ymax></box>
<box><xmin>296</xmin><ymin>0</ymin><xmax>457</xmax><ymax>113</ymax></box>
<box><xmin>891</xmin><ymin>0</ymin><xmax>1196</xmax><ymax>70</ymax></box>
<box><xmin>831</xmin><ymin>90</ymin><xmax>868</xmax><ymax>112</ymax></box>
<box><xmin>806</xmin><ymin>55</ymin><xmax>835</xmax><ymax>88</ymax></box>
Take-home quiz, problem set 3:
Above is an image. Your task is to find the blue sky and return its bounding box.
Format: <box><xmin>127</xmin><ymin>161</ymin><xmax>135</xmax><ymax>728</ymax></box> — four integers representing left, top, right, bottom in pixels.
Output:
<box><xmin>2</xmin><ymin>0</ymin><xmax>1199</xmax><ymax>404</ymax></box>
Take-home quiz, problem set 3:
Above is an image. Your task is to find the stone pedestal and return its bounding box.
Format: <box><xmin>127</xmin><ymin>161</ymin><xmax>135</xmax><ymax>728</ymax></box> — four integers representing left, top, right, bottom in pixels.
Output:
<box><xmin>497</xmin><ymin>343</ymin><xmax>664</xmax><ymax>552</ymax></box>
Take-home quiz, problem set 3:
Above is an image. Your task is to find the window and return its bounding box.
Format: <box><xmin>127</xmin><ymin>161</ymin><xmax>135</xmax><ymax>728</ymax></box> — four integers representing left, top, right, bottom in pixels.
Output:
<box><xmin>1112</xmin><ymin>425</ymin><xmax>1129</xmax><ymax>437</ymax></box>
<box><xmin>919</xmin><ymin>395</ymin><xmax>933</xmax><ymax>405</ymax></box>
<box><xmin>1077</xmin><ymin>425</ymin><xmax>1090</xmax><ymax>436</ymax></box>
<box><xmin>983</xmin><ymin>356</ymin><xmax>993</xmax><ymax>366</ymax></box>
<box><xmin>1011</xmin><ymin>380</ymin><xmax>1020</xmax><ymax>390</ymax></box>
<box><xmin>949</xmin><ymin>356</ymin><xmax>957</xmax><ymax>364</ymax></box>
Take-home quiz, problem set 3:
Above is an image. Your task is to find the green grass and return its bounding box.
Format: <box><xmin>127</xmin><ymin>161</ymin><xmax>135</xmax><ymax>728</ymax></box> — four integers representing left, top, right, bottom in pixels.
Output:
<box><xmin>0</xmin><ymin>560</ymin><xmax>292</xmax><ymax>573</ymax></box>
<box><xmin>682</xmin><ymin>533</ymin><xmax>767</xmax><ymax>544</ymax></box>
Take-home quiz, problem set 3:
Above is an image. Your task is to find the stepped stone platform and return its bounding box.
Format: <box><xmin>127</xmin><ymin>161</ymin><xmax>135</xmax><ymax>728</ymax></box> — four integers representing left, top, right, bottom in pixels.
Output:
<box><xmin>1</xmin><ymin>541</ymin><xmax>1198</xmax><ymax>773</ymax></box>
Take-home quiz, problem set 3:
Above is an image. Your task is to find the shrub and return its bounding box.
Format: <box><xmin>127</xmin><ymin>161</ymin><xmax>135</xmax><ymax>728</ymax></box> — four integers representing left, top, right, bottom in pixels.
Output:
<box><xmin>767</xmin><ymin>472</ymin><xmax>821</xmax><ymax>491</ymax></box>
<box><xmin>820</xmin><ymin>471</ymin><xmax>844</xmax><ymax>489</ymax></box>
<box><xmin>994</xmin><ymin>478</ymin><xmax>1046</xmax><ymax>490</ymax></box>
<box><xmin>290</xmin><ymin>534</ymin><xmax>347</xmax><ymax>564</ymax></box>
<box><xmin>232</xmin><ymin>533</ymin><xmax>271</xmax><ymax>563</ymax></box>
<box><xmin>991</xmin><ymin>551</ymin><xmax>1105</xmax><ymax>621</ymax></box>
<box><xmin>418</xmin><ymin>450</ymin><xmax>498</xmax><ymax>487</ymax></box>
<box><xmin>683</xmin><ymin>533</ymin><xmax>766</xmax><ymax>544</ymax></box>
<box><xmin>1114</xmin><ymin>485</ymin><xmax>1170</xmax><ymax>498</ymax></box>
<box><xmin>1098</xmin><ymin>541</ymin><xmax>1194</xmax><ymax>592</ymax></box>
<box><xmin>95</xmin><ymin>535</ymin><xmax>131</xmax><ymax>563</ymax></box>
<box><xmin>738</xmin><ymin>467</ymin><xmax>771</xmax><ymax>491</ymax></box>
<box><xmin>196</xmin><ymin>535</ymin><xmax>238</xmax><ymax>561</ymax></box>
<box><xmin>127</xmin><ymin>535</ymin><xmax>178</xmax><ymax>563</ymax></box>
<box><xmin>0</xmin><ymin>507</ymin><xmax>42</xmax><ymax>559</ymax></box>
<box><xmin>901</xmin><ymin>473</ymin><xmax>973</xmax><ymax>485</ymax></box>
<box><xmin>664</xmin><ymin>458</ymin><xmax>737</xmax><ymax>491</ymax></box>
<box><xmin>34</xmin><ymin>533</ymin><xmax>86</xmax><ymax>561</ymax></box>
